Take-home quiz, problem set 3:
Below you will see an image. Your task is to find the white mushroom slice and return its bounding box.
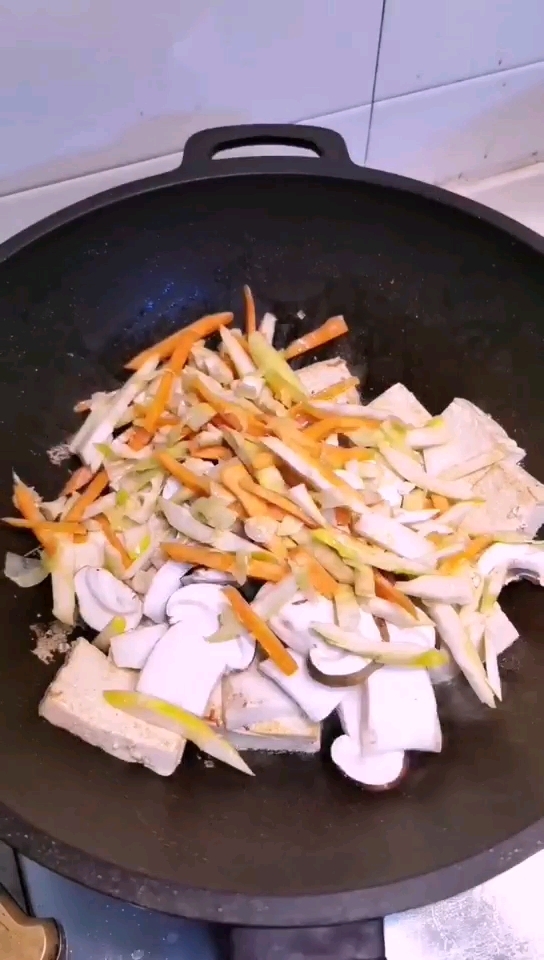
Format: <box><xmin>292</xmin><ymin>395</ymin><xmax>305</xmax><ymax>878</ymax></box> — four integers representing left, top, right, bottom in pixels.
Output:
<box><xmin>353</xmin><ymin>512</ymin><xmax>435</xmax><ymax>562</ymax></box>
<box><xmin>75</xmin><ymin>567</ymin><xmax>142</xmax><ymax>632</ymax></box>
<box><xmin>270</xmin><ymin>595</ymin><xmax>336</xmax><ymax>656</ymax></box>
<box><xmin>260</xmin><ymin>651</ymin><xmax>345</xmax><ymax>722</ymax></box>
<box><xmin>137</xmin><ymin>611</ymin><xmax>252</xmax><ymax>717</ymax></box>
<box><xmin>361</xmin><ymin>661</ymin><xmax>442</xmax><ymax>754</ymax></box>
<box><xmin>72</xmin><ymin>531</ymin><xmax>105</xmax><ymax>572</ymax></box>
<box><xmin>460</xmin><ymin>460</ymin><xmax>544</xmax><ymax>536</ymax></box>
<box><xmin>110</xmin><ymin>624</ymin><xmax>167</xmax><ymax>670</ymax></box>
<box><xmin>427</xmin><ymin>602</ymin><xmax>495</xmax><ymax>707</ymax></box>
<box><xmin>477</xmin><ymin>541</ymin><xmax>544</xmax><ymax>585</ymax></box>
<box><xmin>142</xmin><ymin>561</ymin><xmax>192</xmax><ymax>623</ymax></box>
<box><xmin>331</xmin><ymin>735</ymin><xmax>407</xmax><ymax>790</ymax></box>
<box><xmin>424</xmin><ymin>398</ymin><xmax>524</xmax><ymax>478</ymax></box>
<box><xmin>398</xmin><ymin>575</ymin><xmax>476</xmax><ymax>606</ymax></box>
<box><xmin>337</xmin><ymin>687</ymin><xmax>365</xmax><ymax>741</ymax></box>
<box><xmin>307</xmin><ymin>646</ymin><xmax>370</xmax><ymax>687</ymax></box>
<box><xmin>166</xmin><ymin>583</ymin><xmax>255</xmax><ymax>668</ymax></box>
<box><xmin>366</xmin><ymin>383</ymin><xmax>431</xmax><ymax>427</ymax></box>
<box><xmin>379</xmin><ymin>442</ymin><xmax>474</xmax><ymax>500</ymax></box>
<box><xmin>387</xmin><ymin>621</ymin><xmax>436</xmax><ymax>650</ymax></box>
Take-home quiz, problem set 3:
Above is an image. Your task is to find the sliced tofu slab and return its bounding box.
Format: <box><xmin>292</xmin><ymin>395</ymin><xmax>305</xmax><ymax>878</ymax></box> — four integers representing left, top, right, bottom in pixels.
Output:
<box><xmin>297</xmin><ymin>358</ymin><xmax>359</xmax><ymax>402</ymax></box>
<box><xmin>39</xmin><ymin>639</ymin><xmax>185</xmax><ymax>776</ymax></box>
<box><xmin>365</xmin><ymin>383</ymin><xmax>431</xmax><ymax>427</ymax></box>
<box><xmin>459</xmin><ymin>460</ymin><xmax>544</xmax><ymax>536</ymax></box>
<box><xmin>424</xmin><ymin>398</ymin><xmax>524</xmax><ymax>478</ymax></box>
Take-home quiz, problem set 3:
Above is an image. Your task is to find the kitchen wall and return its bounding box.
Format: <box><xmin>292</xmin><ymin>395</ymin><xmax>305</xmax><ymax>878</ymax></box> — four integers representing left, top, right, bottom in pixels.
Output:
<box><xmin>1</xmin><ymin>0</ymin><xmax>543</xmax><ymax>202</ymax></box>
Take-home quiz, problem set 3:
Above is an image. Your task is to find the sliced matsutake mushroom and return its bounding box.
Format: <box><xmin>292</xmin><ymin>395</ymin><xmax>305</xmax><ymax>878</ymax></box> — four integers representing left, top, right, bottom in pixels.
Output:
<box><xmin>307</xmin><ymin>646</ymin><xmax>373</xmax><ymax>687</ymax></box>
<box><xmin>397</xmin><ymin>574</ymin><xmax>476</xmax><ymax>606</ymax></box>
<box><xmin>137</xmin><ymin>608</ymin><xmax>253</xmax><ymax>718</ymax></box>
<box><xmin>331</xmin><ymin>735</ymin><xmax>408</xmax><ymax>790</ymax></box>
<box><xmin>360</xmin><ymin>654</ymin><xmax>442</xmax><ymax>755</ymax></box>
<box><xmin>477</xmin><ymin>541</ymin><xmax>544</xmax><ymax>585</ymax></box>
<box><xmin>260</xmin><ymin>650</ymin><xmax>345</xmax><ymax>722</ymax></box>
<box><xmin>142</xmin><ymin>560</ymin><xmax>192</xmax><ymax>623</ymax></box>
<box><xmin>74</xmin><ymin>567</ymin><xmax>142</xmax><ymax>632</ymax></box>
<box><xmin>166</xmin><ymin>583</ymin><xmax>255</xmax><ymax>670</ymax></box>
<box><xmin>110</xmin><ymin>623</ymin><xmax>168</xmax><ymax>670</ymax></box>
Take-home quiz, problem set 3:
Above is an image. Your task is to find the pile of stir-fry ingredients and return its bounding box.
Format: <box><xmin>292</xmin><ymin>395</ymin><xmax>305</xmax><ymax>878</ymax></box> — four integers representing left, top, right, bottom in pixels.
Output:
<box><xmin>5</xmin><ymin>290</ymin><xmax>544</xmax><ymax>788</ymax></box>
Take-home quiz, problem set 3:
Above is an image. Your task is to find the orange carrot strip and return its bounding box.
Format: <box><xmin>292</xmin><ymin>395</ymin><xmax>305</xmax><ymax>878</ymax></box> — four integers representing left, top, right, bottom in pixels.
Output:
<box><xmin>162</xmin><ymin>543</ymin><xmax>287</xmax><ymax>582</ymax></box>
<box><xmin>155</xmin><ymin>451</ymin><xmax>211</xmax><ymax>495</ymax></box>
<box><xmin>334</xmin><ymin>507</ymin><xmax>352</xmax><ymax>527</ymax></box>
<box><xmin>243</xmin><ymin>285</ymin><xmax>256</xmax><ymax>336</ymax></box>
<box><xmin>74</xmin><ymin>533</ymin><xmax>88</xmax><ymax>544</ymax></box>
<box><xmin>64</xmin><ymin>469</ymin><xmax>109</xmax><ymax>522</ymax></box>
<box><xmin>289</xmin><ymin>377</ymin><xmax>360</xmax><ymax>417</ymax></box>
<box><xmin>96</xmin><ymin>515</ymin><xmax>132</xmax><ymax>568</ymax></box>
<box><xmin>304</xmin><ymin>416</ymin><xmax>380</xmax><ymax>442</ymax></box>
<box><xmin>190</xmin><ymin>377</ymin><xmax>256</xmax><ymax>433</ymax></box>
<box><xmin>238</xmin><ymin>476</ymin><xmax>316</xmax><ymax>527</ymax></box>
<box><xmin>431</xmin><ymin>494</ymin><xmax>450</xmax><ymax>513</ymax></box>
<box><xmin>125</xmin><ymin>312</ymin><xmax>234</xmax><ymax>370</ymax></box>
<box><xmin>373</xmin><ymin>570</ymin><xmax>418</xmax><ymax>619</ymax></box>
<box><xmin>223</xmin><ymin>585</ymin><xmax>297</xmax><ymax>675</ymax></box>
<box><xmin>321</xmin><ymin>447</ymin><xmax>374</xmax><ymax>468</ymax></box>
<box><xmin>128</xmin><ymin>426</ymin><xmax>152</xmax><ymax>452</ymax></box>
<box><xmin>290</xmin><ymin>549</ymin><xmax>337</xmax><ymax>600</ymax></box>
<box><xmin>2</xmin><ymin>517</ymin><xmax>87</xmax><ymax>536</ymax></box>
<box><xmin>283</xmin><ymin>315</ymin><xmax>348</xmax><ymax>361</ymax></box>
<box><xmin>13</xmin><ymin>481</ymin><xmax>56</xmax><ymax>555</ymax></box>
<box><xmin>190</xmin><ymin>446</ymin><xmax>232</xmax><ymax>461</ymax></box>
<box><xmin>60</xmin><ymin>466</ymin><xmax>93</xmax><ymax>497</ymax></box>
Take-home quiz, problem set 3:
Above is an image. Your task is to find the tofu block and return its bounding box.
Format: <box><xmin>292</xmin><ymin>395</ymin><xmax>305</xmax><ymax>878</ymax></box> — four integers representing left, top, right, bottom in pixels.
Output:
<box><xmin>223</xmin><ymin>667</ymin><xmax>320</xmax><ymax>754</ymax></box>
<box><xmin>39</xmin><ymin>639</ymin><xmax>185</xmax><ymax>776</ymax></box>
<box><xmin>424</xmin><ymin>398</ymin><xmax>525</xmax><ymax>477</ymax></box>
<box><xmin>460</xmin><ymin>460</ymin><xmax>544</xmax><ymax>536</ymax></box>
<box><xmin>365</xmin><ymin>383</ymin><xmax>431</xmax><ymax>427</ymax></box>
<box><xmin>297</xmin><ymin>358</ymin><xmax>359</xmax><ymax>402</ymax></box>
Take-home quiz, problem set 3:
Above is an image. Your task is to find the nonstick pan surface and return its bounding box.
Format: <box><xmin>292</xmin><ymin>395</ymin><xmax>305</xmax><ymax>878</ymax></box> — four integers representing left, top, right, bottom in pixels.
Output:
<box><xmin>0</xmin><ymin>126</ymin><xmax>544</xmax><ymax>928</ymax></box>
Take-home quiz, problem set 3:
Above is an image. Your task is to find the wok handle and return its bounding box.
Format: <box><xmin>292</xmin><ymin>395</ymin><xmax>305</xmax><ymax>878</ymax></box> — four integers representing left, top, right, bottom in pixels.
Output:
<box><xmin>229</xmin><ymin>917</ymin><xmax>386</xmax><ymax>960</ymax></box>
<box><xmin>179</xmin><ymin>123</ymin><xmax>356</xmax><ymax>175</ymax></box>
<box><xmin>0</xmin><ymin>883</ymin><xmax>64</xmax><ymax>959</ymax></box>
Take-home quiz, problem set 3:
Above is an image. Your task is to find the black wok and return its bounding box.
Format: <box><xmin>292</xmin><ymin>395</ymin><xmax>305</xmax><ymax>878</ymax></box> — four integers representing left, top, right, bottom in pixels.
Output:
<box><xmin>1</xmin><ymin>125</ymin><xmax>544</xmax><ymax>959</ymax></box>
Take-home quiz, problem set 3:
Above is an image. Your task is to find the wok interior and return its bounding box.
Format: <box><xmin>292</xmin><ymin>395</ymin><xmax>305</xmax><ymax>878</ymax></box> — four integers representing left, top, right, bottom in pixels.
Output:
<box><xmin>0</xmin><ymin>173</ymin><xmax>544</xmax><ymax>904</ymax></box>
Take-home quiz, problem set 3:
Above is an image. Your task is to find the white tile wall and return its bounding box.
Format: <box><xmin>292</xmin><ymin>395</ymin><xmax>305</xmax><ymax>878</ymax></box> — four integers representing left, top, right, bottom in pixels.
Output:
<box><xmin>375</xmin><ymin>0</ymin><xmax>544</xmax><ymax>101</ymax></box>
<box><xmin>367</xmin><ymin>61</ymin><xmax>544</xmax><ymax>185</ymax></box>
<box><xmin>0</xmin><ymin>0</ymin><xmax>382</xmax><ymax>196</ymax></box>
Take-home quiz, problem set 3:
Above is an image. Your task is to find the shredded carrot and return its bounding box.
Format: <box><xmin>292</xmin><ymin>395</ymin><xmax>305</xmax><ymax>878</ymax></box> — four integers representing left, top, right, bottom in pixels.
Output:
<box><xmin>440</xmin><ymin>534</ymin><xmax>494</xmax><ymax>575</ymax></box>
<box><xmin>162</xmin><ymin>543</ymin><xmax>287</xmax><ymax>582</ymax></box>
<box><xmin>4</xmin><ymin>518</ymin><xmax>86</xmax><ymax>536</ymax></box>
<box><xmin>373</xmin><ymin>570</ymin><xmax>418</xmax><ymax>618</ymax></box>
<box><xmin>73</xmin><ymin>533</ymin><xmax>88</xmax><ymax>544</ymax></box>
<box><xmin>221</xmin><ymin>462</ymin><xmax>276</xmax><ymax>518</ymax></box>
<box><xmin>266</xmin><ymin>417</ymin><xmax>321</xmax><ymax>454</ymax></box>
<box><xmin>243</xmin><ymin>285</ymin><xmax>256</xmax><ymax>337</ymax></box>
<box><xmin>334</xmin><ymin>507</ymin><xmax>352</xmax><ymax>527</ymax></box>
<box><xmin>128</xmin><ymin>426</ymin><xmax>152</xmax><ymax>452</ymax></box>
<box><xmin>303</xmin><ymin>417</ymin><xmax>380</xmax><ymax>442</ymax></box>
<box><xmin>431</xmin><ymin>494</ymin><xmax>450</xmax><ymax>513</ymax></box>
<box><xmin>61</xmin><ymin>466</ymin><xmax>93</xmax><ymax>497</ymax></box>
<box><xmin>223</xmin><ymin>585</ymin><xmax>297</xmax><ymax>675</ymax></box>
<box><xmin>155</xmin><ymin>451</ymin><xmax>211</xmax><ymax>495</ymax></box>
<box><xmin>238</xmin><ymin>475</ymin><xmax>316</xmax><ymax>527</ymax></box>
<box><xmin>321</xmin><ymin>447</ymin><xmax>374</xmax><ymax>468</ymax></box>
<box><xmin>96</xmin><ymin>516</ymin><xmax>132</xmax><ymax>568</ymax></box>
<box><xmin>13</xmin><ymin>481</ymin><xmax>56</xmax><ymax>555</ymax></box>
<box><xmin>290</xmin><ymin>549</ymin><xmax>338</xmax><ymax>600</ymax></box>
<box><xmin>252</xmin><ymin>450</ymin><xmax>276</xmax><ymax>470</ymax></box>
<box><xmin>283</xmin><ymin>315</ymin><xmax>348</xmax><ymax>361</ymax></box>
<box><xmin>125</xmin><ymin>312</ymin><xmax>234</xmax><ymax>371</ymax></box>
<box><xmin>190</xmin><ymin>375</ymin><xmax>257</xmax><ymax>433</ymax></box>
<box><xmin>189</xmin><ymin>446</ymin><xmax>232</xmax><ymax>461</ymax></box>
<box><xmin>64</xmin><ymin>469</ymin><xmax>109</xmax><ymax>523</ymax></box>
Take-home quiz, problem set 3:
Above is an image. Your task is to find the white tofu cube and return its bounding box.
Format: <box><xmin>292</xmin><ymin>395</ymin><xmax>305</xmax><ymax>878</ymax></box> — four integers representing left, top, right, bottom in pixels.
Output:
<box><xmin>39</xmin><ymin>639</ymin><xmax>185</xmax><ymax>776</ymax></box>
<box><xmin>460</xmin><ymin>460</ymin><xmax>544</xmax><ymax>536</ymax></box>
<box><xmin>424</xmin><ymin>398</ymin><xmax>524</xmax><ymax>477</ymax></box>
<box><xmin>365</xmin><ymin>383</ymin><xmax>431</xmax><ymax>427</ymax></box>
<box><xmin>297</xmin><ymin>357</ymin><xmax>360</xmax><ymax>402</ymax></box>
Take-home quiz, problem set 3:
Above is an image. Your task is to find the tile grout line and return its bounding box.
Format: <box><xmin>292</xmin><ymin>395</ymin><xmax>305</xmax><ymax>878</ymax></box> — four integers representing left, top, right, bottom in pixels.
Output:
<box><xmin>364</xmin><ymin>0</ymin><xmax>388</xmax><ymax>164</ymax></box>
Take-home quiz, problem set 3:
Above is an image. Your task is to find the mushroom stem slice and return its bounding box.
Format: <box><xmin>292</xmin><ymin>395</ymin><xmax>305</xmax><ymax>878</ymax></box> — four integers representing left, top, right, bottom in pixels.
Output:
<box><xmin>331</xmin><ymin>735</ymin><xmax>408</xmax><ymax>790</ymax></box>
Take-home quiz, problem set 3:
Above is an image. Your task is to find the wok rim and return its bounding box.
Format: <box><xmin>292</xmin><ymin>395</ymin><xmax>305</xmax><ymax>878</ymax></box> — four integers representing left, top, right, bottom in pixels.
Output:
<box><xmin>1</xmin><ymin>146</ymin><xmax>544</xmax><ymax>922</ymax></box>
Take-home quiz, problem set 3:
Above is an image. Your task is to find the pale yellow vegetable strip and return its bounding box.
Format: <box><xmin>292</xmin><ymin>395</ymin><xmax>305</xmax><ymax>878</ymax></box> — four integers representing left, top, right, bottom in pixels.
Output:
<box><xmin>96</xmin><ymin>515</ymin><xmax>132</xmax><ymax>569</ymax></box>
<box><xmin>162</xmin><ymin>542</ymin><xmax>287</xmax><ymax>582</ymax></box>
<box><xmin>155</xmin><ymin>451</ymin><xmax>211</xmax><ymax>495</ymax></box>
<box><xmin>223</xmin><ymin>585</ymin><xmax>297</xmax><ymax>675</ymax></box>
<box><xmin>321</xmin><ymin>447</ymin><xmax>374</xmax><ymax>468</ymax></box>
<box><xmin>289</xmin><ymin>376</ymin><xmax>360</xmax><ymax>416</ymax></box>
<box><xmin>373</xmin><ymin>570</ymin><xmax>419</xmax><ymax>619</ymax></box>
<box><xmin>283</xmin><ymin>315</ymin><xmax>348</xmax><ymax>361</ymax></box>
<box><xmin>238</xmin><ymin>475</ymin><xmax>317</xmax><ymax>527</ymax></box>
<box><xmin>125</xmin><ymin>312</ymin><xmax>234</xmax><ymax>370</ymax></box>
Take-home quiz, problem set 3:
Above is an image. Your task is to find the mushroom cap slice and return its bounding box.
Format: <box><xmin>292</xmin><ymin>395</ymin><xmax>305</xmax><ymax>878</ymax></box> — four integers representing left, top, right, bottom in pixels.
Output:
<box><xmin>260</xmin><ymin>650</ymin><xmax>344</xmax><ymax>722</ymax></box>
<box><xmin>165</xmin><ymin>582</ymin><xmax>255</xmax><ymax>669</ymax></box>
<box><xmin>143</xmin><ymin>561</ymin><xmax>192</xmax><ymax>623</ymax></box>
<box><xmin>307</xmin><ymin>647</ymin><xmax>372</xmax><ymax>688</ymax></box>
<box><xmin>110</xmin><ymin>623</ymin><xmax>167</xmax><ymax>670</ymax></box>
<box><xmin>74</xmin><ymin>566</ymin><xmax>142</xmax><ymax>632</ymax></box>
<box><xmin>331</xmin><ymin>735</ymin><xmax>407</xmax><ymax>790</ymax></box>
